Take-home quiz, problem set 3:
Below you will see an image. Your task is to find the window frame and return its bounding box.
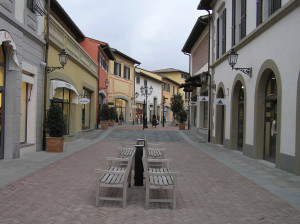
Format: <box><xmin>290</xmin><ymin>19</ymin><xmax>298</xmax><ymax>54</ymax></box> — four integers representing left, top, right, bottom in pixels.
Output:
<box><xmin>114</xmin><ymin>61</ymin><xmax>121</xmax><ymax>77</ymax></box>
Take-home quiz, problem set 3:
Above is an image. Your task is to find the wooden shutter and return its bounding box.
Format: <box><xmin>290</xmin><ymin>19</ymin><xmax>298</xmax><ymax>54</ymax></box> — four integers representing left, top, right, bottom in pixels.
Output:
<box><xmin>256</xmin><ymin>0</ymin><xmax>263</xmax><ymax>26</ymax></box>
<box><xmin>232</xmin><ymin>0</ymin><xmax>236</xmax><ymax>46</ymax></box>
<box><xmin>128</xmin><ymin>67</ymin><xmax>130</xmax><ymax>80</ymax></box>
<box><xmin>222</xmin><ymin>9</ymin><xmax>226</xmax><ymax>55</ymax></box>
<box><xmin>241</xmin><ymin>0</ymin><xmax>246</xmax><ymax>39</ymax></box>
<box><xmin>216</xmin><ymin>18</ymin><xmax>220</xmax><ymax>59</ymax></box>
<box><xmin>272</xmin><ymin>0</ymin><xmax>281</xmax><ymax>14</ymax></box>
<box><xmin>114</xmin><ymin>61</ymin><xmax>117</xmax><ymax>75</ymax></box>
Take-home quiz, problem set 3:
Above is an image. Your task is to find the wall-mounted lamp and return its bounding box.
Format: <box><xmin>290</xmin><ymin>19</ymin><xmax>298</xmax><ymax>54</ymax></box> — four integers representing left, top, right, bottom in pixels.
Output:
<box><xmin>46</xmin><ymin>49</ymin><xmax>68</xmax><ymax>73</ymax></box>
<box><xmin>227</xmin><ymin>49</ymin><xmax>252</xmax><ymax>78</ymax></box>
<box><xmin>200</xmin><ymin>72</ymin><xmax>216</xmax><ymax>90</ymax></box>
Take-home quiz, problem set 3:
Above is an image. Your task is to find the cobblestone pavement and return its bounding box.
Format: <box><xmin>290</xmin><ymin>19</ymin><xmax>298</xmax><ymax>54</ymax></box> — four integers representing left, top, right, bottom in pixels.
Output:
<box><xmin>0</xmin><ymin>125</ymin><xmax>300</xmax><ymax>223</ymax></box>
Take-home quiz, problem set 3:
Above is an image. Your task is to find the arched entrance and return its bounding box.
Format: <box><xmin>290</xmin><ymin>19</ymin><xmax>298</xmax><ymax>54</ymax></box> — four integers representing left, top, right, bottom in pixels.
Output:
<box><xmin>254</xmin><ymin>59</ymin><xmax>281</xmax><ymax>166</ymax></box>
<box><xmin>215</xmin><ymin>88</ymin><xmax>225</xmax><ymax>145</ymax></box>
<box><xmin>264</xmin><ymin>73</ymin><xmax>277</xmax><ymax>163</ymax></box>
<box><xmin>0</xmin><ymin>45</ymin><xmax>5</xmax><ymax>159</ymax></box>
<box><xmin>231</xmin><ymin>78</ymin><xmax>246</xmax><ymax>152</ymax></box>
<box><xmin>115</xmin><ymin>98</ymin><xmax>127</xmax><ymax>124</ymax></box>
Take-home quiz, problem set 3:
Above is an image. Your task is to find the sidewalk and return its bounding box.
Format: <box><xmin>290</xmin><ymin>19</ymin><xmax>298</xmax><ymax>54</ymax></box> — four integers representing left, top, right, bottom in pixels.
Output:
<box><xmin>0</xmin><ymin>125</ymin><xmax>300</xmax><ymax>223</ymax></box>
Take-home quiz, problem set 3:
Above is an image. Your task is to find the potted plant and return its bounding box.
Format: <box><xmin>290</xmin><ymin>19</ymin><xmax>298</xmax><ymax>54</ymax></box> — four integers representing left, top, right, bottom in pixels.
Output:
<box><xmin>108</xmin><ymin>107</ymin><xmax>116</xmax><ymax>126</ymax></box>
<box><xmin>99</xmin><ymin>103</ymin><xmax>110</xmax><ymax>130</ymax></box>
<box><xmin>45</xmin><ymin>101</ymin><xmax>67</xmax><ymax>152</ymax></box>
<box><xmin>178</xmin><ymin>110</ymin><xmax>187</xmax><ymax>130</ymax></box>
<box><xmin>170</xmin><ymin>94</ymin><xmax>184</xmax><ymax>126</ymax></box>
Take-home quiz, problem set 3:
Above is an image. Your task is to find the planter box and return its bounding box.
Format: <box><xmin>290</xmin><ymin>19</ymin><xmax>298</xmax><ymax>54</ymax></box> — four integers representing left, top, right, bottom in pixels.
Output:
<box><xmin>46</xmin><ymin>137</ymin><xmax>64</xmax><ymax>152</ymax></box>
<box><xmin>178</xmin><ymin>123</ymin><xmax>186</xmax><ymax>130</ymax></box>
<box><xmin>108</xmin><ymin>120</ymin><xmax>114</xmax><ymax>127</ymax></box>
<box><xmin>101</xmin><ymin>122</ymin><xmax>109</xmax><ymax>130</ymax></box>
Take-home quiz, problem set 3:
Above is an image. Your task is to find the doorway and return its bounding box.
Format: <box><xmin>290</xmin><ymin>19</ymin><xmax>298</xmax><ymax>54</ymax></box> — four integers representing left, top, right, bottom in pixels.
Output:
<box><xmin>215</xmin><ymin>88</ymin><xmax>225</xmax><ymax>145</ymax></box>
<box><xmin>237</xmin><ymin>87</ymin><xmax>244</xmax><ymax>151</ymax></box>
<box><xmin>0</xmin><ymin>46</ymin><xmax>5</xmax><ymax>159</ymax></box>
<box><xmin>264</xmin><ymin>73</ymin><xmax>277</xmax><ymax>163</ymax></box>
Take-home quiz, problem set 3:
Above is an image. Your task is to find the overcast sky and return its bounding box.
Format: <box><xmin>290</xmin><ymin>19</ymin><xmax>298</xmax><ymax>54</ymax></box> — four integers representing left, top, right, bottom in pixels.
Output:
<box><xmin>57</xmin><ymin>0</ymin><xmax>207</xmax><ymax>72</ymax></box>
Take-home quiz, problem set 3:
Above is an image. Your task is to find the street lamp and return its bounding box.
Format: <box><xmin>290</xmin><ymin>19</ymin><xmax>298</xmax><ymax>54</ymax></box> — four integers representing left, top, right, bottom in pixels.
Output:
<box><xmin>162</xmin><ymin>97</ymin><xmax>168</xmax><ymax>127</ymax></box>
<box><xmin>46</xmin><ymin>49</ymin><xmax>69</xmax><ymax>73</ymax></box>
<box><xmin>227</xmin><ymin>48</ymin><xmax>252</xmax><ymax>78</ymax></box>
<box><xmin>140</xmin><ymin>85</ymin><xmax>153</xmax><ymax>129</ymax></box>
<box><xmin>132</xmin><ymin>92</ymin><xmax>140</xmax><ymax>125</ymax></box>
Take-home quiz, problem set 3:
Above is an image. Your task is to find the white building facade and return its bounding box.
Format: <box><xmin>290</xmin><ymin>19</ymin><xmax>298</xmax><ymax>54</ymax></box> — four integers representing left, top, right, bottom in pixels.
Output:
<box><xmin>135</xmin><ymin>68</ymin><xmax>163</xmax><ymax>125</ymax></box>
<box><xmin>0</xmin><ymin>0</ymin><xmax>45</xmax><ymax>159</ymax></box>
<box><xmin>197</xmin><ymin>0</ymin><xmax>300</xmax><ymax>175</ymax></box>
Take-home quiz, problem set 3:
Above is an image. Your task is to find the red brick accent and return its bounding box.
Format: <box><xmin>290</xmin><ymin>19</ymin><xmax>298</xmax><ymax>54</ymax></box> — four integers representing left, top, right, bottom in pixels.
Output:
<box><xmin>192</xmin><ymin>33</ymin><xmax>209</xmax><ymax>74</ymax></box>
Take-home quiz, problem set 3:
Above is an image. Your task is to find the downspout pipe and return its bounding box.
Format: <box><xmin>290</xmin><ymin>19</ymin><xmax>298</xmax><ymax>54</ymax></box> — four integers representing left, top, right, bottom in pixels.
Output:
<box><xmin>43</xmin><ymin>0</ymin><xmax>51</xmax><ymax>150</ymax></box>
<box><xmin>133</xmin><ymin>63</ymin><xmax>141</xmax><ymax>125</ymax></box>
<box><xmin>206</xmin><ymin>9</ymin><xmax>212</xmax><ymax>143</ymax></box>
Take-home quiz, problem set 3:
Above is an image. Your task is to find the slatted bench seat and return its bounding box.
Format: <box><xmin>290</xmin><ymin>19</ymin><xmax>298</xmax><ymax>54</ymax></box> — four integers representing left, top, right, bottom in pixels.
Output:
<box><xmin>142</xmin><ymin>157</ymin><xmax>180</xmax><ymax>210</ymax></box>
<box><xmin>94</xmin><ymin>155</ymin><xmax>133</xmax><ymax>208</ymax></box>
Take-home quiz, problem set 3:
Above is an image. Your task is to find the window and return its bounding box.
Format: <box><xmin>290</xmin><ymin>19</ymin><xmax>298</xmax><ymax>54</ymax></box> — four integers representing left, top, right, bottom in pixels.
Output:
<box><xmin>173</xmin><ymin>86</ymin><xmax>175</xmax><ymax>95</ymax></box>
<box><xmin>102</xmin><ymin>60</ymin><xmax>108</xmax><ymax>72</ymax></box>
<box><xmin>27</xmin><ymin>0</ymin><xmax>35</xmax><ymax>12</ymax></box>
<box><xmin>114</xmin><ymin>61</ymin><xmax>121</xmax><ymax>76</ymax></box>
<box><xmin>124</xmin><ymin>65</ymin><xmax>130</xmax><ymax>80</ymax></box>
<box><xmin>216</xmin><ymin>9</ymin><xmax>226</xmax><ymax>59</ymax></box>
<box><xmin>185</xmin><ymin>92</ymin><xmax>189</xmax><ymax>100</ymax></box>
<box><xmin>164</xmin><ymin>83</ymin><xmax>166</xmax><ymax>91</ymax></box>
<box><xmin>257</xmin><ymin>0</ymin><xmax>281</xmax><ymax>26</ymax></box>
<box><xmin>232</xmin><ymin>0</ymin><xmax>246</xmax><ymax>46</ymax></box>
<box><xmin>52</xmin><ymin>88</ymin><xmax>70</xmax><ymax>135</ymax></box>
<box><xmin>167</xmin><ymin>84</ymin><xmax>170</xmax><ymax>92</ymax></box>
<box><xmin>136</xmin><ymin>76</ymin><xmax>140</xmax><ymax>84</ymax></box>
<box><xmin>144</xmin><ymin>79</ymin><xmax>147</xmax><ymax>87</ymax></box>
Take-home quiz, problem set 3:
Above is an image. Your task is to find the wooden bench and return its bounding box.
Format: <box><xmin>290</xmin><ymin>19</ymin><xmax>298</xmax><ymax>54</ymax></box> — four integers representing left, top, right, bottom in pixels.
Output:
<box><xmin>94</xmin><ymin>155</ymin><xmax>134</xmax><ymax>208</ymax></box>
<box><xmin>142</xmin><ymin>156</ymin><xmax>180</xmax><ymax>209</ymax></box>
<box><xmin>145</xmin><ymin>141</ymin><xmax>166</xmax><ymax>159</ymax></box>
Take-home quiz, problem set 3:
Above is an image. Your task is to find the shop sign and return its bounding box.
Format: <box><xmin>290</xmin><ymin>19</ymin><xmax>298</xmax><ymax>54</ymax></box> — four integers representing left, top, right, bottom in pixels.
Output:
<box><xmin>214</xmin><ymin>98</ymin><xmax>226</xmax><ymax>105</ymax></box>
<box><xmin>199</xmin><ymin>96</ymin><xmax>209</xmax><ymax>102</ymax></box>
<box><xmin>78</xmin><ymin>98</ymin><xmax>90</xmax><ymax>104</ymax></box>
<box><xmin>188</xmin><ymin>101</ymin><xmax>197</xmax><ymax>106</ymax></box>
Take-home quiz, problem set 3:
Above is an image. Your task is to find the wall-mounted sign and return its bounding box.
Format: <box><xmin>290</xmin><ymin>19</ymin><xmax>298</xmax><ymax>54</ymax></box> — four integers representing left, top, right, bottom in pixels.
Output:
<box><xmin>214</xmin><ymin>98</ymin><xmax>226</xmax><ymax>105</ymax></box>
<box><xmin>78</xmin><ymin>98</ymin><xmax>90</xmax><ymax>104</ymax></box>
<box><xmin>188</xmin><ymin>101</ymin><xmax>197</xmax><ymax>106</ymax></box>
<box><xmin>199</xmin><ymin>96</ymin><xmax>209</xmax><ymax>102</ymax></box>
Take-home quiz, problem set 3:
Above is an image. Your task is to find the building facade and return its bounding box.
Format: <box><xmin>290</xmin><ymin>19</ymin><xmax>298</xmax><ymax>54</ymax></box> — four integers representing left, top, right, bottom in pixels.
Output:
<box><xmin>108</xmin><ymin>48</ymin><xmax>140</xmax><ymax>124</ymax></box>
<box><xmin>79</xmin><ymin>37</ymin><xmax>115</xmax><ymax>125</ymax></box>
<box><xmin>0</xmin><ymin>0</ymin><xmax>45</xmax><ymax>158</ymax></box>
<box><xmin>47</xmin><ymin>0</ymin><xmax>98</xmax><ymax>142</ymax></box>
<box><xmin>197</xmin><ymin>0</ymin><xmax>300</xmax><ymax>175</ymax></box>
<box><xmin>135</xmin><ymin>68</ymin><xmax>163</xmax><ymax>125</ymax></box>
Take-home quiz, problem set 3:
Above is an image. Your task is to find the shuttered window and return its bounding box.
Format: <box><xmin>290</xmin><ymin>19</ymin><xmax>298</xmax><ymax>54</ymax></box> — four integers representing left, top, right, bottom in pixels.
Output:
<box><xmin>216</xmin><ymin>18</ymin><xmax>220</xmax><ymax>59</ymax></box>
<box><xmin>114</xmin><ymin>61</ymin><xmax>121</xmax><ymax>76</ymax></box>
<box><xmin>124</xmin><ymin>65</ymin><xmax>130</xmax><ymax>80</ymax></box>
<box><xmin>222</xmin><ymin>9</ymin><xmax>226</xmax><ymax>55</ymax></box>
<box><xmin>240</xmin><ymin>0</ymin><xmax>246</xmax><ymax>40</ymax></box>
<box><xmin>256</xmin><ymin>0</ymin><xmax>263</xmax><ymax>26</ymax></box>
<box><xmin>232</xmin><ymin>0</ymin><xmax>236</xmax><ymax>46</ymax></box>
<box><xmin>269</xmin><ymin>0</ymin><xmax>281</xmax><ymax>16</ymax></box>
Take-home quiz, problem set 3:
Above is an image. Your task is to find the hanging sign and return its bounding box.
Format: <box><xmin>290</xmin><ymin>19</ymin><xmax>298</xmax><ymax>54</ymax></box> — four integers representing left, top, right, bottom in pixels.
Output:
<box><xmin>199</xmin><ymin>96</ymin><xmax>209</xmax><ymax>102</ymax></box>
<box><xmin>78</xmin><ymin>98</ymin><xmax>90</xmax><ymax>104</ymax></box>
<box><xmin>188</xmin><ymin>101</ymin><xmax>197</xmax><ymax>106</ymax></box>
<box><xmin>214</xmin><ymin>98</ymin><xmax>226</xmax><ymax>105</ymax></box>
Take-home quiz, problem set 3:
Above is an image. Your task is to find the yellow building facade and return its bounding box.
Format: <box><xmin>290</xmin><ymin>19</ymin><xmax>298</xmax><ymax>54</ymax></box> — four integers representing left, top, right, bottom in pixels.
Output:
<box><xmin>108</xmin><ymin>49</ymin><xmax>140</xmax><ymax>124</ymax></box>
<box><xmin>47</xmin><ymin>5</ymin><xmax>98</xmax><ymax>142</ymax></box>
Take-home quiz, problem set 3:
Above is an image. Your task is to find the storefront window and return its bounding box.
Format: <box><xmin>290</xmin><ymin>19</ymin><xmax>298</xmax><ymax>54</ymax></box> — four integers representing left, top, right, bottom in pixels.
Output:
<box><xmin>115</xmin><ymin>98</ymin><xmax>126</xmax><ymax>124</ymax></box>
<box><xmin>82</xmin><ymin>89</ymin><xmax>91</xmax><ymax>130</ymax></box>
<box><xmin>53</xmin><ymin>87</ymin><xmax>70</xmax><ymax>135</ymax></box>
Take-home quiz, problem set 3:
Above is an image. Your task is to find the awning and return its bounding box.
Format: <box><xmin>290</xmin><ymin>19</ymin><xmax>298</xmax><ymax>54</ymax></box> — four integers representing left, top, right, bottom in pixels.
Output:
<box><xmin>0</xmin><ymin>31</ymin><xmax>21</xmax><ymax>71</ymax></box>
<box><xmin>22</xmin><ymin>74</ymin><xmax>34</xmax><ymax>84</ymax></box>
<box><xmin>50</xmin><ymin>80</ymin><xmax>79</xmax><ymax>104</ymax></box>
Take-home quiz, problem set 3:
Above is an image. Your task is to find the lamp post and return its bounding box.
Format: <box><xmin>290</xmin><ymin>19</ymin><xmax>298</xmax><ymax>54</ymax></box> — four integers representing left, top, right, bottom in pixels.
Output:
<box><xmin>140</xmin><ymin>85</ymin><xmax>153</xmax><ymax>129</ymax></box>
<box><xmin>162</xmin><ymin>97</ymin><xmax>167</xmax><ymax>127</ymax></box>
<box><xmin>200</xmin><ymin>72</ymin><xmax>215</xmax><ymax>142</ymax></box>
<box><xmin>132</xmin><ymin>91</ymin><xmax>139</xmax><ymax>125</ymax></box>
<box><xmin>43</xmin><ymin>49</ymin><xmax>69</xmax><ymax>150</ymax></box>
<box><xmin>227</xmin><ymin>48</ymin><xmax>252</xmax><ymax>77</ymax></box>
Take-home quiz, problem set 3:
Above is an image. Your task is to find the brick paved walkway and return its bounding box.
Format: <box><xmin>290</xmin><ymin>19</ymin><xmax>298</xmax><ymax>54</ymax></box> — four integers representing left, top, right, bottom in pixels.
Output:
<box><xmin>0</xmin><ymin>127</ymin><xmax>300</xmax><ymax>223</ymax></box>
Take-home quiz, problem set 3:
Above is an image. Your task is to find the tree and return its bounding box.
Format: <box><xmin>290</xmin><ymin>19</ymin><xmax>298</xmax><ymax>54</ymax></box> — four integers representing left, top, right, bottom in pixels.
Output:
<box><xmin>170</xmin><ymin>94</ymin><xmax>184</xmax><ymax>121</ymax></box>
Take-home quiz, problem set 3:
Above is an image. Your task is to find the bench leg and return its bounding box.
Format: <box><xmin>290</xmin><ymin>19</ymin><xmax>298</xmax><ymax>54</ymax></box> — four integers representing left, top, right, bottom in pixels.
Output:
<box><xmin>145</xmin><ymin>185</ymin><xmax>149</xmax><ymax>209</ymax></box>
<box><xmin>122</xmin><ymin>185</ymin><xmax>127</xmax><ymax>208</ymax></box>
<box><xmin>96</xmin><ymin>180</ymin><xmax>100</xmax><ymax>207</ymax></box>
<box><xmin>172</xmin><ymin>177</ymin><xmax>177</xmax><ymax>210</ymax></box>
